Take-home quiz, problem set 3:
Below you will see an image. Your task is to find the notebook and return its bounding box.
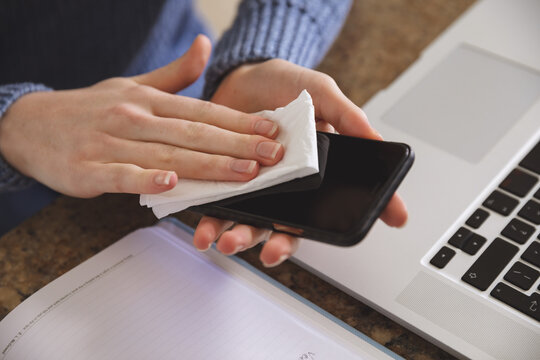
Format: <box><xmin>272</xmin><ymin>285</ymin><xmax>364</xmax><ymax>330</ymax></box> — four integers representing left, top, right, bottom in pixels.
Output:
<box><xmin>0</xmin><ymin>218</ymin><xmax>401</xmax><ymax>360</ymax></box>
<box><xmin>292</xmin><ymin>0</ymin><xmax>540</xmax><ymax>359</ymax></box>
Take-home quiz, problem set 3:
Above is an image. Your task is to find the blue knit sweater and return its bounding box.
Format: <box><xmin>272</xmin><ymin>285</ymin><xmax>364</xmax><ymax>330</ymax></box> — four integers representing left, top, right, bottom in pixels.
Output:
<box><xmin>0</xmin><ymin>0</ymin><xmax>351</xmax><ymax>193</ymax></box>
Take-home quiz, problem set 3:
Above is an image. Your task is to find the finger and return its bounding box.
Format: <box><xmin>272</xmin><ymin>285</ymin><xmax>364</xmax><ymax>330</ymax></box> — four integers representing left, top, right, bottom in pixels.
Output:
<box><xmin>315</xmin><ymin>119</ymin><xmax>336</xmax><ymax>133</ymax></box>
<box><xmin>260</xmin><ymin>232</ymin><xmax>299</xmax><ymax>268</ymax></box>
<box><xmin>379</xmin><ymin>193</ymin><xmax>408</xmax><ymax>227</ymax></box>
<box><xmin>77</xmin><ymin>163</ymin><xmax>177</xmax><ymax>197</ymax></box>
<box><xmin>193</xmin><ymin>217</ymin><xmax>235</xmax><ymax>251</ymax></box>
<box><xmin>105</xmin><ymin>138</ymin><xmax>262</xmax><ymax>181</ymax></box>
<box><xmin>132</xmin><ymin>34</ymin><xmax>211</xmax><ymax>93</ymax></box>
<box><xmin>313</xmin><ymin>81</ymin><xmax>382</xmax><ymax>140</ymax></box>
<box><xmin>216</xmin><ymin>224</ymin><xmax>272</xmax><ymax>255</ymax></box>
<box><xmin>151</xmin><ymin>95</ymin><xmax>279</xmax><ymax>139</ymax></box>
<box><xmin>109</xmin><ymin>114</ymin><xmax>284</xmax><ymax>166</ymax></box>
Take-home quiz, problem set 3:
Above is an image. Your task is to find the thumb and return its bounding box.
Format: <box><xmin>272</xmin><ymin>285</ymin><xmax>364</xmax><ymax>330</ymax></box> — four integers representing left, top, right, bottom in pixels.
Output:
<box><xmin>132</xmin><ymin>34</ymin><xmax>211</xmax><ymax>93</ymax></box>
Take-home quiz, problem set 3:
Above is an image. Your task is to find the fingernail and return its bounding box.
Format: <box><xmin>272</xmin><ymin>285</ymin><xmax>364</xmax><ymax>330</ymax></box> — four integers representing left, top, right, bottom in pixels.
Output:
<box><xmin>230</xmin><ymin>244</ymin><xmax>245</xmax><ymax>255</ymax></box>
<box><xmin>154</xmin><ymin>171</ymin><xmax>174</xmax><ymax>186</ymax></box>
<box><xmin>230</xmin><ymin>159</ymin><xmax>257</xmax><ymax>174</ymax></box>
<box><xmin>262</xmin><ymin>254</ymin><xmax>289</xmax><ymax>268</ymax></box>
<box><xmin>254</xmin><ymin>119</ymin><xmax>278</xmax><ymax>137</ymax></box>
<box><xmin>256</xmin><ymin>142</ymin><xmax>281</xmax><ymax>160</ymax></box>
<box><xmin>196</xmin><ymin>242</ymin><xmax>212</xmax><ymax>252</ymax></box>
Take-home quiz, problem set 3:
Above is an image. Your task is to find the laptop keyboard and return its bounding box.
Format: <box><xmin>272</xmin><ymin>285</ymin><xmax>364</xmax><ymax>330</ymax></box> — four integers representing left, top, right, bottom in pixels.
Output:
<box><xmin>430</xmin><ymin>140</ymin><xmax>540</xmax><ymax>322</ymax></box>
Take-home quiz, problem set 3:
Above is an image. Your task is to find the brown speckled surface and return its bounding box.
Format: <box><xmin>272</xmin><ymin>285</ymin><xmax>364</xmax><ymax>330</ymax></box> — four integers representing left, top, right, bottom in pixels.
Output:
<box><xmin>0</xmin><ymin>1</ymin><xmax>475</xmax><ymax>358</ymax></box>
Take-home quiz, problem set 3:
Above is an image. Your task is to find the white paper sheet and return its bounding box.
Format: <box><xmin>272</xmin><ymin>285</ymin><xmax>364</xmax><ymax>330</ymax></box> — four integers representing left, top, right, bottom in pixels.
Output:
<box><xmin>0</xmin><ymin>221</ymin><xmax>399</xmax><ymax>360</ymax></box>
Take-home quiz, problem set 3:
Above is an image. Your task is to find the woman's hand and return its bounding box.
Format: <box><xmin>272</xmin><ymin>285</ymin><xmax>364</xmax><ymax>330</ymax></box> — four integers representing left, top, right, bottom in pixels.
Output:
<box><xmin>0</xmin><ymin>35</ymin><xmax>284</xmax><ymax>198</ymax></box>
<box><xmin>193</xmin><ymin>59</ymin><xmax>408</xmax><ymax>267</ymax></box>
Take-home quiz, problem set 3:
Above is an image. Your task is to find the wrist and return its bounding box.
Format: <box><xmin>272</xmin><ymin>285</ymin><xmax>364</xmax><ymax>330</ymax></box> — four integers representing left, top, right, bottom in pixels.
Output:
<box><xmin>0</xmin><ymin>85</ymin><xmax>51</xmax><ymax>192</ymax></box>
<box><xmin>0</xmin><ymin>83</ymin><xmax>52</xmax><ymax>119</ymax></box>
<box><xmin>212</xmin><ymin>62</ymin><xmax>257</xmax><ymax>97</ymax></box>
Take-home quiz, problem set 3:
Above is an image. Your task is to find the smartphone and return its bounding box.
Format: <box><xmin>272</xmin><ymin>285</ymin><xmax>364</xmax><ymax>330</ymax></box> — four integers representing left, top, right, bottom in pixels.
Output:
<box><xmin>191</xmin><ymin>132</ymin><xmax>414</xmax><ymax>246</ymax></box>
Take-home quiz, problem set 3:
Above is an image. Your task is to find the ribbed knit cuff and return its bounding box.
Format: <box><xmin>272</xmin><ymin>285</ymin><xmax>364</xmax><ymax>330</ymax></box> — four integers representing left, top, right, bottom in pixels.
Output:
<box><xmin>203</xmin><ymin>0</ymin><xmax>352</xmax><ymax>99</ymax></box>
<box><xmin>0</xmin><ymin>83</ymin><xmax>52</xmax><ymax>192</ymax></box>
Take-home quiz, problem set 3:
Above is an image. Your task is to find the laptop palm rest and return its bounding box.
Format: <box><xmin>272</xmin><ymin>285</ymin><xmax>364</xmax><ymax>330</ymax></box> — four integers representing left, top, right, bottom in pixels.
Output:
<box><xmin>397</xmin><ymin>272</ymin><xmax>540</xmax><ymax>359</ymax></box>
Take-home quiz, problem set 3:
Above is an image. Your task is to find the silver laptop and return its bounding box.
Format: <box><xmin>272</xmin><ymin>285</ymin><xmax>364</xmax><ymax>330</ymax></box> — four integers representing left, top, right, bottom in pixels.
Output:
<box><xmin>292</xmin><ymin>0</ymin><xmax>540</xmax><ymax>359</ymax></box>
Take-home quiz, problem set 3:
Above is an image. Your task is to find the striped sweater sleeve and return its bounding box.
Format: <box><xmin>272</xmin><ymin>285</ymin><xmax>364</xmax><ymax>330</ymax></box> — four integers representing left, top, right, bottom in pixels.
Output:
<box><xmin>203</xmin><ymin>0</ymin><xmax>352</xmax><ymax>99</ymax></box>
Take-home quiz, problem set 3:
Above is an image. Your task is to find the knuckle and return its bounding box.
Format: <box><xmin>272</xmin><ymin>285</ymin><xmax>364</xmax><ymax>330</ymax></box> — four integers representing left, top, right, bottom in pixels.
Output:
<box><xmin>155</xmin><ymin>146</ymin><xmax>177</xmax><ymax>167</ymax></box>
<box><xmin>192</xmin><ymin>155</ymin><xmax>228</xmax><ymax>180</ymax></box>
<box><xmin>115</xmin><ymin>180</ymin><xmax>130</xmax><ymax>194</ymax></box>
<box><xmin>182</xmin><ymin>121</ymin><xmax>209</xmax><ymax>144</ymax></box>
<box><xmin>109</xmin><ymin>165</ymin><xmax>134</xmax><ymax>194</ymax></box>
<box><xmin>125</xmin><ymin>83</ymin><xmax>154</xmax><ymax>101</ymax></box>
<box><xmin>110</xmin><ymin>173</ymin><xmax>126</xmax><ymax>193</ymax></box>
<box><xmin>72</xmin><ymin>132</ymin><xmax>108</xmax><ymax>161</ymax></box>
<box><xmin>192</xmin><ymin>155</ymin><xmax>258</xmax><ymax>181</ymax></box>
<box><xmin>94</xmin><ymin>77</ymin><xmax>125</xmax><ymax>89</ymax></box>
<box><xmin>196</xmin><ymin>99</ymin><xmax>216</xmax><ymax>117</ymax></box>
<box><xmin>107</xmin><ymin>102</ymin><xmax>148</xmax><ymax>128</ymax></box>
<box><xmin>108</xmin><ymin>102</ymin><xmax>135</xmax><ymax>118</ymax></box>
<box><xmin>63</xmin><ymin>166</ymin><xmax>96</xmax><ymax>198</ymax></box>
<box><xmin>320</xmin><ymin>72</ymin><xmax>338</xmax><ymax>89</ymax></box>
<box><xmin>72</xmin><ymin>144</ymin><xmax>93</xmax><ymax>162</ymax></box>
<box><xmin>198</xmin><ymin>154</ymin><xmax>222</xmax><ymax>175</ymax></box>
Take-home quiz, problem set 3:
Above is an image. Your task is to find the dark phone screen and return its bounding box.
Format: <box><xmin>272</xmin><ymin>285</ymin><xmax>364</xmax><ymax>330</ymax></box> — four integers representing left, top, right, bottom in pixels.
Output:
<box><xmin>219</xmin><ymin>133</ymin><xmax>410</xmax><ymax>235</ymax></box>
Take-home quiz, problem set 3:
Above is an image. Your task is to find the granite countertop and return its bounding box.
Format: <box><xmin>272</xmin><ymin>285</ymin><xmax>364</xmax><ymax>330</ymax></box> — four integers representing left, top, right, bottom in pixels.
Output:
<box><xmin>0</xmin><ymin>0</ymin><xmax>475</xmax><ymax>359</ymax></box>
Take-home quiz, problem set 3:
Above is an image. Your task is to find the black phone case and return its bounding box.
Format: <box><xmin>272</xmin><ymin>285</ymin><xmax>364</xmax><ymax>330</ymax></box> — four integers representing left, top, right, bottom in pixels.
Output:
<box><xmin>191</xmin><ymin>133</ymin><xmax>414</xmax><ymax>246</ymax></box>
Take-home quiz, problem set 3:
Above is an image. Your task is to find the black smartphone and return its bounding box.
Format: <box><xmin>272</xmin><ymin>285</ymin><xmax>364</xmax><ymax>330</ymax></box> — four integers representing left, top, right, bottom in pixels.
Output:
<box><xmin>191</xmin><ymin>132</ymin><xmax>414</xmax><ymax>246</ymax></box>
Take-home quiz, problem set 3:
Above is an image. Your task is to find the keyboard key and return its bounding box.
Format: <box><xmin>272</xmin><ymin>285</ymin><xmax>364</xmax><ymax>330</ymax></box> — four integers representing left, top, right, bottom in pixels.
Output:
<box><xmin>462</xmin><ymin>238</ymin><xmax>518</xmax><ymax>291</ymax></box>
<box><xmin>448</xmin><ymin>227</ymin><xmax>472</xmax><ymax>248</ymax></box>
<box><xmin>535</xmin><ymin>187</ymin><xmax>540</xmax><ymax>200</ymax></box>
<box><xmin>462</xmin><ymin>233</ymin><xmax>486</xmax><ymax>255</ymax></box>
<box><xmin>500</xmin><ymin>168</ymin><xmax>538</xmax><ymax>197</ymax></box>
<box><xmin>491</xmin><ymin>282</ymin><xmax>540</xmax><ymax>321</ymax></box>
<box><xmin>483</xmin><ymin>190</ymin><xmax>519</xmax><ymax>216</ymax></box>
<box><xmin>519</xmin><ymin>141</ymin><xmax>540</xmax><ymax>174</ymax></box>
<box><xmin>504</xmin><ymin>261</ymin><xmax>540</xmax><ymax>290</ymax></box>
<box><xmin>430</xmin><ymin>247</ymin><xmax>456</xmax><ymax>269</ymax></box>
<box><xmin>518</xmin><ymin>199</ymin><xmax>540</xmax><ymax>225</ymax></box>
<box><xmin>501</xmin><ymin>218</ymin><xmax>535</xmax><ymax>244</ymax></box>
<box><xmin>521</xmin><ymin>241</ymin><xmax>540</xmax><ymax>268</ymax></box>
<box><xmin>465</xmin><ymin>208</ymin><xmax>489</xmax><ymax>229</ymax></box>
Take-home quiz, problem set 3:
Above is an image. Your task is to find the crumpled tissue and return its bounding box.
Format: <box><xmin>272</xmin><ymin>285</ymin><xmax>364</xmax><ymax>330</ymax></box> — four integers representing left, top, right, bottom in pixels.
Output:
<box><xmin>140</xmin><ymin>90</ymin><xmax>319</xmax><ymax>218</ymax></box>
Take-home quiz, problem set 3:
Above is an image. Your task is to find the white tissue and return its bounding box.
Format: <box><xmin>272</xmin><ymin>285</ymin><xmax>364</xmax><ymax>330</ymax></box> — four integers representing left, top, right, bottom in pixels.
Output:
<box><xmin>140</xmin><ymin>90</ymin><xmax>318</xmax><ymax>218</ymax></box>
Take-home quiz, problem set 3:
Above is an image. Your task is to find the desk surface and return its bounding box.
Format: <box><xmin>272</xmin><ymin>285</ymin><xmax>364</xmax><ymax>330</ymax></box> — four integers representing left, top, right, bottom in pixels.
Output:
<box><xmin>0</xmin><ymin>1</ymin><xmax>475</xmax><ymax>358</ymax></box>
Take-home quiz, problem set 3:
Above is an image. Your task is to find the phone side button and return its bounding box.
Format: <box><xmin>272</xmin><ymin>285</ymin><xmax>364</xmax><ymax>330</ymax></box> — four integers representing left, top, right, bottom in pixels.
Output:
<box><xmin>272</xmin><ymin>223</ymin><xmax>305</xmax><ymax>236</ymax></box>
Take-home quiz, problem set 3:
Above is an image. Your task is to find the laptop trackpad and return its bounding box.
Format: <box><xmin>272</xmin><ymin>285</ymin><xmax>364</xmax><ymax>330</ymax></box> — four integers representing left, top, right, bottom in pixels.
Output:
<box><xmin>382</xmin><ymin>45</ymin><xmax>540</xmax><ymax>163</ymax></box>
<box><xmin>397</xmin><ymin>272</ymin><xmax>540</xmax><ymax>359</ymax></box>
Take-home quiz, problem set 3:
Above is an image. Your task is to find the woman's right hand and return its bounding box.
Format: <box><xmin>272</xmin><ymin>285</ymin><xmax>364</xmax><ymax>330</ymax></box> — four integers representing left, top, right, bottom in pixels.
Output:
<box><xmin>0</xmin><ymin>35</ymin><xmax>283</xmax><ymax>198</ymax></box>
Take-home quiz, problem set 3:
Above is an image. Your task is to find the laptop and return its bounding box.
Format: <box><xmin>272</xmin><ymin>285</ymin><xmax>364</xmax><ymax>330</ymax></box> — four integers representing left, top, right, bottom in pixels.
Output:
<box><xmin>292</xmin><ymin>0</ymin><xmax>540</xmax><ymax>359</ymax></box>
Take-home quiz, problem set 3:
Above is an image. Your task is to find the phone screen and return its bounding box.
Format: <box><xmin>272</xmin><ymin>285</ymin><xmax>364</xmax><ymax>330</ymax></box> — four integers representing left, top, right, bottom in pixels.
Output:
<box><xmin>193</xmin><ymin>132</ymin><xmax>413</xmax><ymax>246</ymax></box>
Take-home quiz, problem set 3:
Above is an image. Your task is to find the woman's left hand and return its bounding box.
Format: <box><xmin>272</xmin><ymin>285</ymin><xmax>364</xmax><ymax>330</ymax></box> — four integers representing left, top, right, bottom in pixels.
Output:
<box><xmin>193</xmin><ymin>59</ymin><xmax>408</xmax><ymax>267</ymax></box>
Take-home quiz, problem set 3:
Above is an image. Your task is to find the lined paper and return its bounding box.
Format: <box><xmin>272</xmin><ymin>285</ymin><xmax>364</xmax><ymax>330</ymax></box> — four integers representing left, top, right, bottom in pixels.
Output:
<box><xmin>0</xmin><ymin>223</ymin><xmax>392</xmax><ymax>360</ymax></box>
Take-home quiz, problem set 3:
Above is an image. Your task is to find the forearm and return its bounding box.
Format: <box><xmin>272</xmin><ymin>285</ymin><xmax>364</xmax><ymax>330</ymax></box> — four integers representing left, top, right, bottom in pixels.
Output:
<box><xmin>0</xmin><ymin>83</ymin><xmax>52</xmax><ymax>192</ymax></box>
<box><xmin>203</xmin><ymin>0</ymin><xmax>352</xmax><ymax>99</ymax></box>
